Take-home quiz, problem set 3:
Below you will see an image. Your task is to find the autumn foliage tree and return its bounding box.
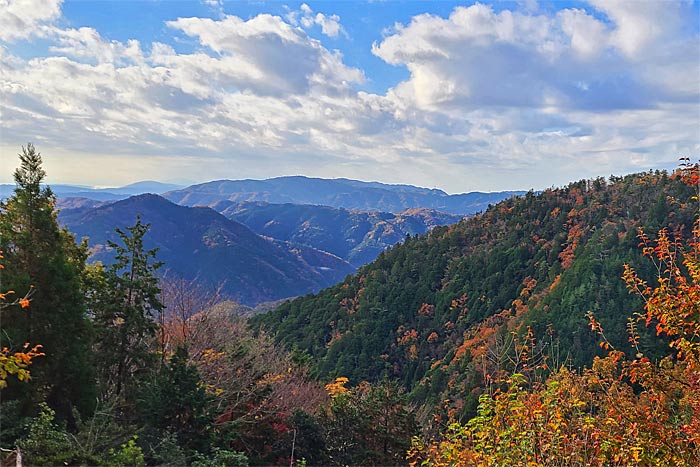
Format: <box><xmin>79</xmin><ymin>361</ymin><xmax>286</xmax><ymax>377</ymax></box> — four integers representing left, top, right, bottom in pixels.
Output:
<box><xmin>180</xmin><ymin>313</ymin><xmax>327</xmax><ymax>464</ymax></box>
<box><xmin>322</xmin><ymin>378</ymin><xmax>420</xmax><ymax>466</ymax></box>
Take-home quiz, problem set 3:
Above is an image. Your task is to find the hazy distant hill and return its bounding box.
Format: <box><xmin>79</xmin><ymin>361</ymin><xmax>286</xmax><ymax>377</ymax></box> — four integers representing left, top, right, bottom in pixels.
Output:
<box><xmin>1</xmin><ymin>183</ymin><xmax>122</xmax><ymax>201</ymax></box>
<box><xmin>58</xmin><ymin>194</ymin><xmax>354</xmax><ymax>305</ymax></box>
<box><xmin>5</xmin><ymin>176</ymin><xmax>519</xmax><ymax>215</ymax></box>
<box><xmin>56</xmin><ymin>197</ymin><xmax>109</xmax><ymax>210</ymax></box>
<box><xmin>214</xmin><ymin>201</ymin><xmax>463</xmax><ymax>266</ymax></box>
<box><xmin>164</xmin><ymin>176</ymin><xmax>522</xmax><ymax>214</ymax></box>
<box><xmin>1</xmin><ymin>180</ymin><xmax>183</xmax><ymax>201</ymax></box>
<box><xmin>102</xmin><ymin>180</ymin><xmax>184</xmax><ymax>195</ymax></box>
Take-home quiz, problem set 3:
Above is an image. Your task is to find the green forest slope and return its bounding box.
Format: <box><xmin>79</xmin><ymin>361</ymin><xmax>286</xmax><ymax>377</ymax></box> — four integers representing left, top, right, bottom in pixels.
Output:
<box><xmin>253</xmin><ymin>171</ymin><xmax>696</xmax><ymax>418</ymax></box>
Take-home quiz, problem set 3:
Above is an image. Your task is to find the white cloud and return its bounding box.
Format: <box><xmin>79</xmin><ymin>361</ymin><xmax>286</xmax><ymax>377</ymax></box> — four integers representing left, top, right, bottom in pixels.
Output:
<box><xmin>558</xmin><ymin>8</ymin><xmax>608</xmax><ymax>58</ymax></box>
<box><xmin>1</xmin><ymin>12</ymin><xmax>367</xmax><ymax>167</ymax></box>
<box><xmin>0</xmin><ymin>0</ymin><xmax>62</xmax><ymax>42</ymax></box>
<box><xmin>49</xmin><ymin>27</ymin><xmax>144</xmax><ymax>65</ymax></box>
<box><xmin>166</xmin><ymin>14</ymin><xmax>361</xmax><ymax>96</ymax></box>
<box><xmin>286</xmin><ymin>3</ymin><xmax>345</xmax><ymax>38</ymax></box>
<box><xmin>0</xmin><ymin>2</ymin><xmax>697</xmax><ymax>192</ymax></box>
<box><xmin>315</xmin><ymin>13</ymin><xmax>343</xmax><ymax>38</ymax></box>
<box><xmin>373</xmin><ymin>2</ymin><xmax>698</xmax><ymax>112</ymax></box>
<box><xmin>587</xmin><ymin>0</ymin><xmax>684</xmax><ymax>59</ymax></box>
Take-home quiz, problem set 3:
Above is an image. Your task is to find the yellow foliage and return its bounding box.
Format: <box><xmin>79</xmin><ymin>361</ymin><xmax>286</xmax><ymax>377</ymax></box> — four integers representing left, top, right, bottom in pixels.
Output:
<box><xmin>0</xmin><ymin>345</ymin><xmax>43</xmax><ymax>389</ymax></box>
<box><xmin>325</xmin><ymin>376</ymin><xmax>349</xmax><ymax>397</ymax></box>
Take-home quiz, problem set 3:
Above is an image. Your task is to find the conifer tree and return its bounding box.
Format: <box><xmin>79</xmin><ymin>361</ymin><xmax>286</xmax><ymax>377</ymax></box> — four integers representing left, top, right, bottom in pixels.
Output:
<box><xmin>137</xmin><ymin>346</ymin><xmax>213</xmax><ymax>458</ymax></box>
<box><xmin>0</xmin><ymin>144</ymin><xmax>96</xmax><ymax>422</ymax></box>
<box><xmin>91</xmin><ymin>218</ymin><xmax>164</xmax><ymax>401</ymax></box>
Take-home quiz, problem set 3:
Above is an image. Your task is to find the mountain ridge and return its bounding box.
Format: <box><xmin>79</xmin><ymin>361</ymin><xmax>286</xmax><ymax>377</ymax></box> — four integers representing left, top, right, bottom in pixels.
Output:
<box><xmin>210</xmin><ymin>200</ymin><xmax>463</xmax><ymax>266</ymax></box>
<box><xmin>1</xmin><ymin>180</ymin><xmax>184</xmax><ymax>201</ymax></box>
<box><xmin>163</xmin><ymin>176</ymin><xmax>523</xmax><ymax>214</ymax></box>
<box><xmin>58</xmin><ymin>194</ymin><xmax>354</xmax><ymax>306</ymax></box>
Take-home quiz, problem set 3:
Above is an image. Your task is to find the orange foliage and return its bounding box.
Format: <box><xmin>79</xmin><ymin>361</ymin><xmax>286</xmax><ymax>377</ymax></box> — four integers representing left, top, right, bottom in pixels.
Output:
<box><xmin>339</xmin><ymin>296</ymin><xmax>359</xmax><ymax>314</ymax></box>
<box><xmin>408</xmin><ymin>344</ymin><xmax>419</xmax><ymax>361</ymax></box>
<box><xmin>0</xmin><ymin>250</ymin><xmax>42</xmax><ymax>388</ymax></box>
<box><xmin>519</xmin><ymin>276</ymin><xmax>537</xmax><ymax>297</ymax></box>
<box><xmin>558</xmin><ymin>223</ymin><xmax>585</xmax><ymax>270</ymax></box>
<box><xmin>418</xmin><ymin>303</ymin><xmax>435</xmax><ymax>316</ymax></box>
<box><xmin>397</xmin><ymin>328</ymin><xmax>419</xmax><ymax>345</ymax></box>
<box><xmin>453</xmin><ymin>309</ymin><xmax>509</xmax><ymax>362</ymax></box>
<box><xmin>674</xmin><ymin>157</ymin><xmax>700</xmax><ymax>190</ymax></box>
<box><xmin>549</xmin><ymin>274</ymin><xmax>561</xmax><ymax>292</ymax></box>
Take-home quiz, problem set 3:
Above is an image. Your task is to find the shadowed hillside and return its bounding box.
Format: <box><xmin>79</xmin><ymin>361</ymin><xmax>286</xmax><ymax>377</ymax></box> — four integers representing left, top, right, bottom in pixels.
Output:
<box><xmin>59</xmin><ymin>194</ymin><xmax>354</xmax><ymax>305</ymax></box>
<box><xmin>213</xmin><ymin>201</ymin><xmax>463</xmax><ymax>266</ymax></box>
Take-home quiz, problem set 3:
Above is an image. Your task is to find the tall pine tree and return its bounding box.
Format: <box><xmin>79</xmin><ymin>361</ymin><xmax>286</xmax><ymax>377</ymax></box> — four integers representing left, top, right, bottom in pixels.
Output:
<box><xmin>0</xmin><ymin>144</ymin><xmax>96</xmax><ymax>424</ymax></box>
<box><xmin>91</xmin><ymin>218</ymin><xmax>164</xmax><ymax>403</ymax></box>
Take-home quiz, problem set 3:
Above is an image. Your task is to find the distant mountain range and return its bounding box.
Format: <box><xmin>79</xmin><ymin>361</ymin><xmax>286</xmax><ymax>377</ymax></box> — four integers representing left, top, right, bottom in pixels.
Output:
<box><xmin>58</xmin><ymin>198</ymin><xmax>462</xmax><ymax>267</ymax></box>
<box><xmin>1</xmin><ymin>180</ymin><xmax>183</xmax><ymax>201</ymax></box>
<box><xmin>6</xmin><ymin>176</ymin><xmax>520</xmax><ymax>215</ymax></box>
<box><xmin>58</xmin><ymin>194</ymin><xmax>354</xmax><ymax>306</ymax></box>
<box><xmin>215</xmin><ymin>201</ymin><xmax>463</xmax><ymax>266</ymax></box>
<box><xmin>51</xmin><ymin>176</ymin><xmax>521</xmax><ymax>304</ymax></box>
<box><xmin>57</xmin><ymin>195</ymin><xmax>465</xmax><ymax>302</ymax></box>
<box><xmin>163</xmin><ymin>176</ymin><xmax>523</xmax><ymax>215</ymax></box>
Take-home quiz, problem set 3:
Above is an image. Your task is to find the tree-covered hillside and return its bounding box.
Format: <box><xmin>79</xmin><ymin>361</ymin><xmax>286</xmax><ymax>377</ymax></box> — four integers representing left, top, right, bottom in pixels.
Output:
<box><xmin>3</xmin><ymin>145</ymin><xmax>698</xmax><ymax>466</ymax></box>
<box><xmin>253</xmin><ymin>171</ymin><xmax>697</xmax><ymax>416</ymax></box>
<box><xmin>1</xmin><ymin>146</ymin><xmax>420</xmax><ymax>466</ymax></box>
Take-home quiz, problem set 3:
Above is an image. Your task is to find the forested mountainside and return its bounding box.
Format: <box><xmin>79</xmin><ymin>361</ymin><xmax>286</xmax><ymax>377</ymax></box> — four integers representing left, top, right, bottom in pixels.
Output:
<box><xmin>58</xmin><ymin>194</ymin><xmax>353</xmax><ymax>305</ymax></box>
<box><xmin>212</xmin><ymin>201</ymin><xmax>462</xmax><ymax>266</ymax></box>
<box><xmin>2</xmin><ymin>148</ymin><xmax>422</xmax><ymax>466</ymax></box>
<box><xmin>163</xmin><ymin>176</ymin><xmax>522</xmax><ymax>214</ymax></box>
<box><xmin>56</xmin><ymin>197</ymin><xmax>108</xmax><ymax>210</ymax></box>
<box><xmin>253</xmin><ymin>171</ymin><xmax>697</xmax><ymax>417</ymax></box>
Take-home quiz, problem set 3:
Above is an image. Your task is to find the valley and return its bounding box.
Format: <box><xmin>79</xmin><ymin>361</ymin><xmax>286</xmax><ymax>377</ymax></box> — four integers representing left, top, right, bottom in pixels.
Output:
<box><xmin>56</xmin><ymin>177</ymin><xmax>511</xmax><ymax>304</ymax></box>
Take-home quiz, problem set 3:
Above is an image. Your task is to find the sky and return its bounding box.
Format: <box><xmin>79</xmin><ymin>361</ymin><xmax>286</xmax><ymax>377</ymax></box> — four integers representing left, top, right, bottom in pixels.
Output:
<box><xmin>1</xmin><ymin>0</ymin><xmax>699</xmax><ymax>193</ymax></box>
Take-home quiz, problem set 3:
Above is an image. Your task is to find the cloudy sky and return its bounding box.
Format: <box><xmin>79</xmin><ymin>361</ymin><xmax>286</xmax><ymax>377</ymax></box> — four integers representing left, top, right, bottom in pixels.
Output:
<box><xmin>1</xmin><ymin>0</ymin><xmax>698</xmax><ymax>193</ymax></box>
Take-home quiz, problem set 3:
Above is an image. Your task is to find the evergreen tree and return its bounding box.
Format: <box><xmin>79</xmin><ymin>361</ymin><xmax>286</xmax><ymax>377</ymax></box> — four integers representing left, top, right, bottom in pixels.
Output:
<box><xmin>0</xmin><ymin>144</ymin><xmax>95</xmax><ymax>424</ymax></box>
<box><xmin>137</xmin><ymin>346</ymin><xmax>213</xmax><ymax>460</ymax></box>
<box><xmin>91</xmin><ymin>217</ymin><xmax>164</xmax><ymax>401</ymax></box>
<box><xmin>322</xmin><ymin>379</ymin><xmax>419</xmax><ymax>466</ymax></box>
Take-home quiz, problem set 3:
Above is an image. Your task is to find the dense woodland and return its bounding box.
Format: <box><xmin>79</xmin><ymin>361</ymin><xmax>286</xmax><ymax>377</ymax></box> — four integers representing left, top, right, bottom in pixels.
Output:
<box><xmin>254</xmin><ymin>164</ymin><xmax>697</xmax><ymax>417</ymax></box>
<box><xmin>1</xmin><ymin>145</ymin><xmax>699</xmax><ymax>466</ymax></box>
